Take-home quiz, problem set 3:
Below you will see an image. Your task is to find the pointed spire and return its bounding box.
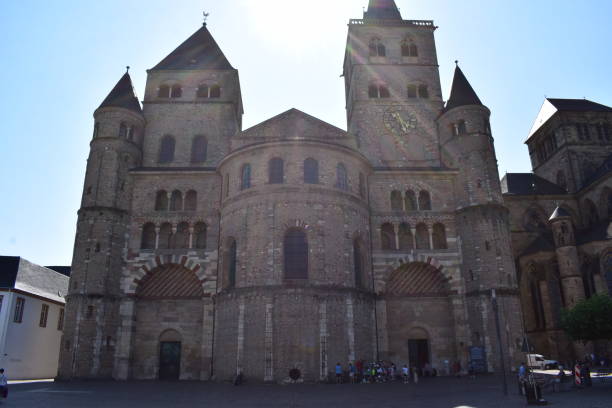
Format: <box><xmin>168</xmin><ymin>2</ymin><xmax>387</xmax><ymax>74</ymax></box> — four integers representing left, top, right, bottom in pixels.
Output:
<box><xmin>97</xmin><ymin>71</ymin><xmax>142</xmax><ymax>114</ymax></box>
<box><xmin>151</xmin><ymin>24</ymin><xmax>233</xmax><ymax>71</ymax></box>
<box><xmin>364</xmin><ymin>0</ymin><xmax>402</xmax><ymax>20</ymax></box>
<box><xmin>445</xmin><ymin>65</ymin><xmax>483</xmax><ymax>111</ymax></box>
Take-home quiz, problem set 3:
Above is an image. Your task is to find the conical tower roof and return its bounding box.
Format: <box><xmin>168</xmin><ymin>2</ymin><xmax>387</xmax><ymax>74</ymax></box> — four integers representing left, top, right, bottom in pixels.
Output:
<box><xmin>151</xmin><ymin>24</ymin><xmax>233</xmax><ymax>71</ymax></box>
<box><xmin>445</xmin><ymin>65</ymin><xmax>483</xmax><ymax>111</ymax></box>
<box><xmin>364</xmin><ymin>0</ymin><xmax>402</xmax><ymax>20</ymax></box>
<box><xmin>549</xmin><ymin>206</ymin><xmax>571</xmax><ymax>221</ymax></box>
<box><xmin>97</xmin><ymin>71</ymin><xmax>142</xmax><ymax>114</ymax></box>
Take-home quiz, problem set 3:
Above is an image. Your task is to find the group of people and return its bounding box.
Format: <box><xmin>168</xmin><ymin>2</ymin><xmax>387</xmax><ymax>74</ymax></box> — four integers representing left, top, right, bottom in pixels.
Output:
<box><xmin>333</xmin><ymin>361</ymin><xmax>430</xmax><ymax>384</ymax></box>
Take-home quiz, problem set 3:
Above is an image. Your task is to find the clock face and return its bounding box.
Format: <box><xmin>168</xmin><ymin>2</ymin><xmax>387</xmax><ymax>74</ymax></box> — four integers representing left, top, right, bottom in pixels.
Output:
<box><xmin>383</xmin><ymin>107</ymin><xmax>417</xmax><ymax>141</ymax></box>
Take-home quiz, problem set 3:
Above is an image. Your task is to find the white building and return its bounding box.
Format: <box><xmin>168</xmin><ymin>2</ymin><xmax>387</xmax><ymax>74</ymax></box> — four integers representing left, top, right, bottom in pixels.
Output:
<box><xmin>0</xmin><ymin>256</ymin><xmax>69</xmax><ymax>380</ymax></box>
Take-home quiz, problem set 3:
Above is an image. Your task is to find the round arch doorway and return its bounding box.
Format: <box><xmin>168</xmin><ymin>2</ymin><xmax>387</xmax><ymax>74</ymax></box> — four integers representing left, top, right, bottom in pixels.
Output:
<box><xmin>407</xmin><ymin>327</ymin><xmax>430</xmax><ymax>373</ymax></box>
<box><xmin>159</xmin><ymin>329</ymin><xmax>182</xmax><ymax>380</ymax></box>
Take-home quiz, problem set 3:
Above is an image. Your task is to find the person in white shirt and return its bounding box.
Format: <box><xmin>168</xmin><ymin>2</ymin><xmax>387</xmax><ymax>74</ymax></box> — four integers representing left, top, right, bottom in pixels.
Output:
<box><xmin>0</xmin><ymin>368</ymin><xmax>7</xmax><ymax>398</ymax></box>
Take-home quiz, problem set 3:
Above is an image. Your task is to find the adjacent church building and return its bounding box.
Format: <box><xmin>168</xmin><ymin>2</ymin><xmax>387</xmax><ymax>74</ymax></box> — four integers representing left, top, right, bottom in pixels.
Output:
<box><xmin>61</xmin><ymin>0</ymin><xmax>609</xmax><ymax>382</ymax></box>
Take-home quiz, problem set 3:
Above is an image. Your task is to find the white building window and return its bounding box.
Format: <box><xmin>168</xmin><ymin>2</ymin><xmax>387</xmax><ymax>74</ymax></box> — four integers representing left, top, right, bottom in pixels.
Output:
<box><xmin>14</xmin><ymin>297</ymin><xmax>25</xmax><ymax>323</ymax></box>
<box><xmin>58</xmin><ymin>308</ymin><xmax>65</xmax><ymax>331</ymax></box>
<box><xmin>39</xmin><ymin>304</ymin><xmax>49</xmax><ymax>327</ymax></box>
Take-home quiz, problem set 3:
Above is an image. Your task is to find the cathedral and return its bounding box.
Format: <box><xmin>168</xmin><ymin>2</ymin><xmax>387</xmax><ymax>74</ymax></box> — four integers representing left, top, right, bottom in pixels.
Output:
<box><xmin>59</xmin><ymin>0</ymin><xmax>531</xmax><ymax>381</ymax></box>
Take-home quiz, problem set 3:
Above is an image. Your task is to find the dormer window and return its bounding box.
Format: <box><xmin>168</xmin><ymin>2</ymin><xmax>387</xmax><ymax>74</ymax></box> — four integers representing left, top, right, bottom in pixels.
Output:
<box><xmin>401</xmin><ymin>39</ymin><xmax>418</xmax><ymax>57</ymax></box>
<box><xmin>197</xmin><ymin>83</ymin><xmax>221</xmax><ymax>98</ymax></box>
<box><xmin>369</xmin><ymin>38</ymin><xmax>386</xmax><ymax>57</ymax></box>
<box><xmin>369</xmin><ymin>83</ymin><xmax>390</xmax><ymax>99</ymax></box>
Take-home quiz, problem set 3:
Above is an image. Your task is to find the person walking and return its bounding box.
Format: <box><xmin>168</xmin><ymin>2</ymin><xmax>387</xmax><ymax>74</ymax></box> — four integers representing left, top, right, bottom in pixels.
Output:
<box><xmin>518</xmin><ymin>362</ymin><xmax>527</xmax><ymax>395</ymax></box>
<box><xmin>0</xmin><ymin>368</ymin><xmax>8</xmax><ymax>399</ymax></box>
<box><xmin>335</xmin><ymin>362</ymin><xmax>343</xmax><ymax>384</ymax></box>
<box><xmin>402</xmin><ymin>364</ymin><xmax>409</xmax><ymax>383</ymax></box>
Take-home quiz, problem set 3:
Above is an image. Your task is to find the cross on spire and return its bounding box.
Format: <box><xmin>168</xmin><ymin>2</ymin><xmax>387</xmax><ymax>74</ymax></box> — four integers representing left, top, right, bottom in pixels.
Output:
<box><xmin>203</xmin><ymin>11</ymin><xmax>210</xmax><ymax>25</ymax></box>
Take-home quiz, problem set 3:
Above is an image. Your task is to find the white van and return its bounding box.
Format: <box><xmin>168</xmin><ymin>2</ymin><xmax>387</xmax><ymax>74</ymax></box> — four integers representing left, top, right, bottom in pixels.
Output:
<box><xmin>527</xmin><ymin>354</ymin><xmax>558</xmax><ymax>370</ymax></box>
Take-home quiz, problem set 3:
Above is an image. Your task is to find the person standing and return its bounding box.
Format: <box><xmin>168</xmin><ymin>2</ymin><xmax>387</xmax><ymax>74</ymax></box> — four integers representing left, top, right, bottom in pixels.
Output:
<box><xmin>335</xmin><ymin>362</ymin><xmax>343</xmax><ymax>384</ymax></box>
<box><xmin>349</xmin><ymin>362</ymin><xmax>356</xmax><ymax>384</ymax></box>
<box><xmin>402</xmin><ymin>364</ymin><xmax>409</xmax><ymax>383</ymax></box>
<box><xmin>412</xmin><ymin>366</ymin><xmax>419</xmax><ymax>384</ymax></box>
<box><xmin>518</xmin><ymin>362</ymin><xmax>527</xmax><ymax>394</ymax></box>
<box><xmin>0</xmin><ymin>369</ymin><xmax>7</xmax><ymax>399</ymax></box>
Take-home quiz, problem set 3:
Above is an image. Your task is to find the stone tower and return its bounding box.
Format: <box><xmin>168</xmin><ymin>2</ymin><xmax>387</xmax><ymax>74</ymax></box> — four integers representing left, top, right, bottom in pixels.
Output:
<box><xmin>438</xmin><ymin>66</ymin><xmax>524</xmax><ymax>371</ymax></box>
<box><xmin>59</xmin><ymin>72</ymin><xmax>145</xmax><ymax>378</ymax></box>
<box><xmin>344</xmin><ymin>0</ymin><xmax>444</xmax><ymax>167</ymax></box>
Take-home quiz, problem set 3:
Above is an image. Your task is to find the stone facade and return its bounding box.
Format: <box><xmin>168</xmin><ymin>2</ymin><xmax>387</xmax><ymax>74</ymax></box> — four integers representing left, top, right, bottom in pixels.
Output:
<box><xmin>59</xmin><ymin>2</ymin><xmax>526</xmax><ymax>382</ymax></box>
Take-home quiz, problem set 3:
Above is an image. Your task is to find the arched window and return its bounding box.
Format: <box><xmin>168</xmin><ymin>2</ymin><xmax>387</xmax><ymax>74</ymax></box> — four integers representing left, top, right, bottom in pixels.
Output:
<box><xmin>405</xmin><ymin>190</ymin><xmax>417</xmax><ymax>211</ymax></box>
<box><xmin>269</xmin><ymin>158</ymin><xmax>284</xmax><ymax>184</ymax></box>
<box><xmin>336</xmin><ymin>163</ymin><xmax>348</xmax><ymax>190</ymax></box>
<box><xmin>191</xmin><ymin>135</ymin><xmax>207</xmax><ymax>163</ymax></box>
<box><xmin>119</xmin><ymin>122</ymin><xmax>127</xmax><ymax>138</ymax></box>
<box><xmin>210</xmin><ymin>85</ymin><xmax>221</xmax><ymax>98</ymax></box>
<box><xmin>158</xmin><ymin>85</ymin><xmax>170</xmax><ymax>98</ymax></box>
<box><xmin>196</xmin><ymin>84</ymin><xmax>209</xmax><ymax>98</ymax></box>
<box><xmin>284</xmin><ymin>229</ymin><xmax>308</xmax><ymax>279</ymax></box>
<box><xmin>457</xmin><ymin>120</ymin><xmax>467</xmax><ymax>135</ymax></box>
<box><xmin>607</xmin><ymin>190</ymin><xmax>612</xmax><ymax>219</ymax></box>
<box><xmin>401</xmin><ymin>40</ymin><xmax>418</xmax><ymax>57</ymax></box>
<box><xmin>556</xmin><ymin>170</ymin><xmax>567</xmax><ymax>191</ymax></box>
<box><xmin>398</xmin><ymin>223</ymin><xmax>413</xmax><ymax>251</ymax></box>
<box><xmin>359</xmin><ymin>173</ymin><xmax>366</xmax><ymax>198</ymax></box>
<box><xmin>170</xmin><ymin>190</ymin><xmax>183</xmax><ymax>211</ymax></box>
<box><xmin>582</xmin><ymin>260</ymin><xmax>597</xmax><ymax>299</ymax></box>
<box><xmin>432</xmin><ymin>223</ymin><xmax>447</xmax><ymax>249</ymax></box>
<box><xmin>584</xmin><ymin>199</ymin><xmax>599</xmax><ymax>226</ymax></box>
<box><xmin>369</xmin><ymin>38</ymin><xmax>385</xmax><ymax>57</ymax></box>
<box><xmin>407</xmin><ymin>84</ymin><xmax>417</xmax><ymax>98</ymax></box>
<box><xmin>225</xmin><ymin>238</ymin><xmax>237</xmax><ymax>288</ymax></box>
<box><xmin>381</xmin><ymin>223</ymin><xmax>396</xmax><ymax>250</ymax></box>
<box><xmin>369</xmin><ymin>83</ymin><xmax>390</xmax><ymax>98</ymax></box>
<box><xmin>155</xmin><ymin>190</ymin><xmax>168</xmax><ymax>211</ymax></box>
<box><xmin>418</xmin><ymin>190</ymin><xmax>432</xmax><ymax>210</ymax></box>
<box><xmin>184</xmin><ymin>190</ymin><xmax>197</xmax><ymax>211</ymax></box>
<box><xmin>353</xmin><ymin>238</ymin><xmax>365</xmax><ymax>289</ymax></box>
<box><xmin>170</xmin><ymin>84</ymin><xmax>182</xmax><ymax>98</ymax></box>
<box><xmin>159</xmin><ymin>135</ymin><xmax>175</xmax><ymax>163</ymax></box>
<box><xmin>418</xmin><ymin>85</ymin><xmax>429</xmax><ymax>99</ymax></box>
<box><xmin>141</xmin><ymin>223</ymin><xmax>156</xmax><ymax>250</ymax></box>
<box><xmin>415</xmin><ymin>223</ymin><xmax>430</xmax><ymax>250</ymax></box>
<box><xmin>391</xmin><ymin>191</ymin><xmax>403</xmax><ymax>211</ymax></box>
<box><xmin>158</xmin><ymin>223</ymin><xmax>172</xmax><ymax>249</ymax></box>
<box><xmin>172</xmin><ymin>222</ymin><xmax>189</xmax><ymax>249</ymax></box>
<box><xmin>127</xmin><ymin>126</ymin><xmax>135</xmax><ymax>141</ymax></box>
<box><xmin>239</xmin><ymin>164</ymin><xmax>251</xmax><ymax>190</ymax></box>
<box><xmin>304</xmin><ymin>158</ymin><xmax>319</xmax><ymax>184</ymax></box>
<box><xmin>530</xmin><ymin>279</ymin><xmax>546</xmax><ymax>329</ymax></box>
<box><xmin>194</xmin><ymin>222</ymin><xmax>207</xmax><ymax>249</ymax></box>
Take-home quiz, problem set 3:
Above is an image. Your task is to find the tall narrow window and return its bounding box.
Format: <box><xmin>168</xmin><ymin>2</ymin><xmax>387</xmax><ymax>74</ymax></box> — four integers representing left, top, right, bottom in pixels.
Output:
<box><xmin>405</xmin><ymin>190</ymin><xmax>417</xmax><ymax>211</ymax></box>
<box><xmin>391</xmin><ymin>191</ymin><xmax>403</xmax><ymax>211</ymax></box>
<box><xmin>418</xmin><ymin>190</ymin><xmax>432</xmax><ymax>210</ymax></box>
<box><xmin>170</xmin><ymin>84</ymin><xmax>182</xmax><ymax>98</ymax></box>
<box><xmin>119</xmin><ymin>122</ymin><xmax>127</xmax><ymax>138</ymax></box>
<box><xmin>197</xmin><ymin>84</ymin><xmax>209</xmax><ymax>98</ymax></box>
<box><xmin>127</xmin><ymin>126</ymin><xmax>135</xmax><ymax>141</ymax></box>
<box><xmin>158</xmin><ymin>223</ymin><xmax>172</xmax><ymax>249</ymax></box>
<box><xmin>304</xmin><ymin>158</ymin><xmax>319</xmax><ymax>184</ymax></box>
<box><xmin>159</xmin><ymin>135</ymin><xmax>175</xmax><ymax>163</ymax></box>
<box><xmin>173</xmin><ymin>222</ymin><xmax>189</xmax><ymax>249</ymax></box>
<box><xmin>241</xmin><ymin>164</ymin><xmax>252</xmax><ymax>190</ymax></box>
<box><xmin>401</xmin><ymin>40</ymin><xmax>418</xmax><ymax>57</ymax></box>
<box><xmin>141</xmin><ymin>223</ymin><xmax>156</xmax><ymax>249</ymax></box>
<box><xmin>369</xmin><ymin>83</ymin><xmax>390</xmax><ymax>98</ymax></box>
<box><xmin>407</xmin><ymin>84</ymin><xmax>417</xmax><ymax>98</ymax></box>
<box><xmin>210</xmin><ymin>85</ymin><xmax>221</xmax><ymax>98</ymax></box>
<box><xmin>284</xmin><ymin>229</ymin><xmax>308</xmax><ymax>279</ymax></box>
<box><xmin>155</xmin><ymin>190</ymin><xmax>168</xmax><ymax>211</ymax></box>
<box><xmin>418</xmin><ymin>85</ymin><xmax>429</xmax><ymax>99</ymax></box>
<box><xmin>381</xmin><ymin>223</ymin><xmax>396</xmax><ymax>250</ymax></box>
<box><xmin>184</xmin><ymin>190</ymin><xmax>197</xmax><ymax>211</ymax></box>
<box><xmin>556</xmin><ymin>170</ymin><xmax>567</xmax><ymax>191</ymax></box>
<box><xmin>398</xmin><ymin>223</ymin><xmax>413</xmax><ymax>250</ymax></box>
<box><xmin>158</xmin><ymin>85</ymin><xmax>170</xmax><ymax>98</ymax></box>
<box><xmin>336</xmin><ymin>163</ymin><xmax>348</xmax><ymax>190</ymax></box>
<box><xmin>269</xmin><ymin>158</ymin><xmax>284</xmax><ymax>184</ymax></box>
<box><xmin>607</xmin><ymin>191</ymin><xmax>612</xmax><ymax>219</ymax></box>
<box><xmin>457</xmin><ymin>120</ymin><xmax>467</xmax><ymax>135</ymax></box>
<box><xmin>194</xmin><ymin>222</ymin><xmax>207</xmax><ymax>249</ymax></box>
<box><xmin>191</xmin><ymin>135</ymin><xmax>207</xmax><ymax>163</ymax></box>
<box><xmin>93</xmin><ymin>122</ymin><xmax>100</xmax><ymax>139</ymax></box>
<box><xmin>353</xmin><ymin>238</ymin><xmax>365</xmax><ymax>289</ymax></box>
<box><xmin>14</xmin><ymin>297</ymin><xmax>25</xmax><ymax>323</ymax></box>
<box><xmin>379</xmin><ymin>86</ymin><xmax>390</xmax><ymax>98</ymax></box>
<box><xmin>415</xmin><ymin>223</ymin><xmax>430</xmax><ymax>250</ymax></box>
<box><xmin>369</xmin><ymin>84</ymin><xmax>379</xmax><ymax>98</ymax></box>
<box><xmin>226</xmin><ymin>238</ymin><xmax>237</xmax><ymax>288</ymax></box>
<box><xmin>531</xmin><ymin>280</ymin><xmax>546</xmax><ymax>329</ymax></box>
<box><xmin>39</xmin><ymin>304</ymin><xmax>49</xmax><ymax>327</ymax></box>
<box><xmin>369</xmin><ymin>38</ymin><xmax>385</xmax><ymax>57</ymax></box>
<box><xmin>170</xmin><ymin>190</ymin><xmax>183</xmax><ymax>211</ymax></box>
<box><xmin>57</xmin><ymin>308</ymin><xmax>65</xmax><ymax>330</ymax></box>
<box><xmin>432</xmin><ymin>223</ymin><xmax>448</xmax><ymax>249</ymax></box>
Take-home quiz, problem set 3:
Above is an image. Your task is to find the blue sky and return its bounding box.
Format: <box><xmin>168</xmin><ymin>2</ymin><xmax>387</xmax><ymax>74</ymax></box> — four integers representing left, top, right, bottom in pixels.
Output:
<box><xmin>1</xmin><ymin>0</ymin><xmax>611</xmax><ymax>265</ymax></box>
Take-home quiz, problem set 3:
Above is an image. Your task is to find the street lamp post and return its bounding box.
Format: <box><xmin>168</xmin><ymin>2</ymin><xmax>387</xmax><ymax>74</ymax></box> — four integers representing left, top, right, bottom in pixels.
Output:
<box><xmin>491</xmin><ymin>288</ymin><xmax>508</xmax><ymax>396</ymax></box>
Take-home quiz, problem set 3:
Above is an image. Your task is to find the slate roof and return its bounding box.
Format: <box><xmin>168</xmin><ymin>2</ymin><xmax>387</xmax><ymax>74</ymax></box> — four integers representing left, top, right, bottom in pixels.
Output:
<box><xmin>364</xmin><ymin>0</ymin><xmax>402</xmax><ymax>20</ymax></box>
<box><xmin>151</xmin><ymin>24</ymin><xmax>233</xmax><ymax>71</ymax></box>
<box><xmin>385</xmin><ymin>262</ymin><xmax>449</xmax><ymax>296</ymax></box>
<box><xmin>445</xmin><ymin>66</ymin><xmax>483</xmax><ymax>111</ymax></box>
<box><xmin>501</xmin><ymin>173</ymin><xmax>567</xmax><ymax>196</ymax></box>
<box><xmin>45</xmin><ymin>266</ymin><xmax>71</xmax><ymax>277</ymax></box>
<box><xmin>582</xmin><ymin>152</ymin><xmax>612</xmax><ymax>188</ymax></box>
<box><xmin>97</xmin><ymin>72</ymin><xmax>142</xmax><ymax>114</ymax></box>
<box><xmin>0</xmin><ymin>256</ymin><xmax>69</xmax><ymax>303</ymax></box>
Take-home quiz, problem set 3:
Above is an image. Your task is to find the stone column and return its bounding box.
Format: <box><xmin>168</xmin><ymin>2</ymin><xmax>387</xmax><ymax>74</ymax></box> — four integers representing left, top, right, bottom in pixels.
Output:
<box><xmin>155</xmin><ymin>226</ymin><xmax>160</xmax><ymax>249</ymax></box>
<box><xmin>394</xmin><ymin>224</ymin><xmax>399</xmax><ymax>251</ymax></box>
<box><xmin>319</xmin><ymin>300</ymin><xmax>328</xmax><ymax>381</ymax></box>
<box><xmin>428</xmin><ymin>226</ymin><xmax>434</xmax><ymax>249</ymax></box>
<box><xmin>411</xmin><ymin>228</ymin><xmax>417</xmax><ymax>250</ymax></box>
<box><xmin>346</xmin><ymin>297</ymin><xmax>355</xmax><ymax>363</ymax></box>
<box><xmin>113</xmin><ymin>298</ymin><xmax>135</xmax><ymax>380</ymax></box>
<box><xmin>264</xmin><ymin>300</ymin><xmax>274</xmax><ymax>382</ymax></box>
<box><xmin>200</xmin><ymin>299</ymin><xmax>214</xmax><ymax>380</ymax></box>
<box><xmin>236</xmin><ymin>299</ymin><xmax>245</xmax><ymax>375</ymax></box>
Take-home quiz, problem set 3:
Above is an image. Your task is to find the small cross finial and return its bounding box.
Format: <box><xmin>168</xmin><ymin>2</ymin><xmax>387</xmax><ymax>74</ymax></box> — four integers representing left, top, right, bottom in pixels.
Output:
<box><xmin>203</xmin><ymin>11</ymin><xmax>209</xmax><ymax>25</ymax></box>
<box><xmin>455</xmin><ymin>60</ymin><xmax>459</xmax><ymax>66</ymax></box>
<box><xmin>126</xmin><ymin>66</ymin><xmax>130</xmax><ymax>73</ymax></box>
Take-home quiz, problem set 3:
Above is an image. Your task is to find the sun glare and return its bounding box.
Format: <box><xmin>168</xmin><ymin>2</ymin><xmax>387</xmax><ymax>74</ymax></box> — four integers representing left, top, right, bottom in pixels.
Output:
<box><xmin>243</xmin><ymin>0</ymin><xmax>355</xmax><ymax>55</ymax></box>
